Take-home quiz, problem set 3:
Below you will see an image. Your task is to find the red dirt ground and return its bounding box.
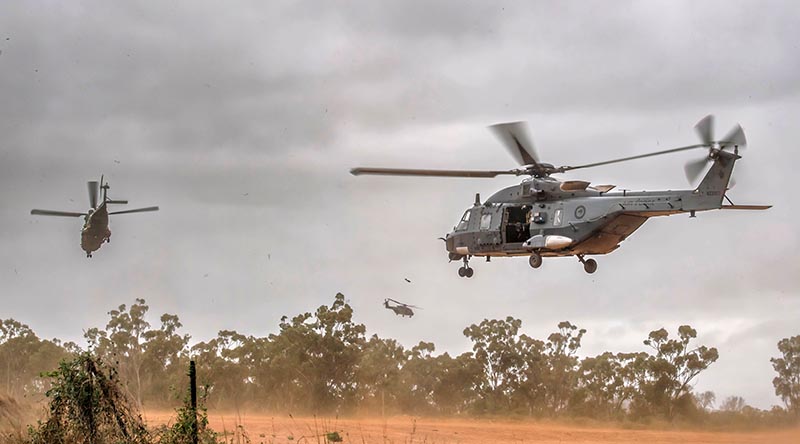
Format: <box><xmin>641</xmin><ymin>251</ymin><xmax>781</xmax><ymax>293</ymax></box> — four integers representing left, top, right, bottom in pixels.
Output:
<box><xmin>144</xmin><ymin>411</ymin><xmax>800</xmax><ymax>444</ymax></box>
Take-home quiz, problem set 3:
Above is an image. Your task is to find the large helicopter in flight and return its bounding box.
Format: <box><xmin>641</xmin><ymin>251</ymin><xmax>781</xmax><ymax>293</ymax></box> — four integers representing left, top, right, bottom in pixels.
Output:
<box><xmin>351</xmin><ymin>115</ymin><xmax>770</xmax><ymax>276</ymax></box>
<box><xmin>31</xmin><ymin>176</ymin><xmax>159</xmax><ymax>257</ymax></box>
<box><xmin>384</xmin><ymin>298</ymin><xmax>421</xmax><ymax>317</ymax></box>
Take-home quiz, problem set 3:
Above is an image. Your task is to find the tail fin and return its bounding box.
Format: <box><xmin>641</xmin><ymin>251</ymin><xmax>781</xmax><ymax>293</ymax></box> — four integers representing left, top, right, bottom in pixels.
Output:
<box><xmin>697</xmin><ymin>150</ymin><xmax>738</xmax><ymax>195</ymax></box>
<box><xmin>682</xmin><ymin>150</ymin><xmax>739</xmax><ymax>212</ymax></box>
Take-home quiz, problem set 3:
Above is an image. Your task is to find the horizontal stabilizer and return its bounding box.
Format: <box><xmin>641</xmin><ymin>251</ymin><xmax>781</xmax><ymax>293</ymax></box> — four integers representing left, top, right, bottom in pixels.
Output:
<box><xmin>721</xmin><ymin>205</ymin><xmax>772</xmax><ymax>210</ymax></box>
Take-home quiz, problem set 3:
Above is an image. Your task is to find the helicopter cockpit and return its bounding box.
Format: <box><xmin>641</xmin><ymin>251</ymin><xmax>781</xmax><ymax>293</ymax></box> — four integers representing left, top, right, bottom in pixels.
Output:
<box><xmin>455</xmin><ymin>209</ymin><xmax>471</xmax><ymax>231</ymax></box>
<box><xmin>82</xmin><ymin>208</ymin><xmax>94</xmax><ymax>225</ymax></box>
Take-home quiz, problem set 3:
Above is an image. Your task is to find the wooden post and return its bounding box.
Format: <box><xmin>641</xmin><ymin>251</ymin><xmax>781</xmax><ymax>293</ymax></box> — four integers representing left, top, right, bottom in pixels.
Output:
<box><xmin>189</xmin><ymin>360</ymin><xmax>198</xmax><ymax>444</ymax></box>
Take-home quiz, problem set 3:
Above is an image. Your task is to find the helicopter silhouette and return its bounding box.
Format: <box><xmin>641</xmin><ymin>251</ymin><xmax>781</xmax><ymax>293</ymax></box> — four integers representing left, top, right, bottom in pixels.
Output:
<box><xmin>31</xmin><ymin>175</ymin><xmax>159</xmax><ymax>257</ymax></box>
<box><xmin>352</xmin><ymin>115</ymin><xmax>771</xmax><ymax>276</ymax></box>
<box><xmin>384</xmin><ymin>298</ymin><xmax>421</xmax><ymax>318</ymax></box>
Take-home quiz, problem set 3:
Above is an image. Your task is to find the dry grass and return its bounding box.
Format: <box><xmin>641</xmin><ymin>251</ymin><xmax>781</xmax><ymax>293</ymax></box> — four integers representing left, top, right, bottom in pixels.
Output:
<box><xmin>0</xmin><ymin>394</ymin><xmax>34</xmax><ymax>436</ymax></box>
<box><xmin>144</xmin><ymin>411</ymin><xmax>800</xmax><ymax>444</ymax></box>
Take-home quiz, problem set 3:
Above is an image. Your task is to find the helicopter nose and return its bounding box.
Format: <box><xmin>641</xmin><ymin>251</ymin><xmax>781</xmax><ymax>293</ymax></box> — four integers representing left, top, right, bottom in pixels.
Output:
<box><xmin>445</xmin><ymin>236</ymin><xmax>468</xmax><ymax>261</ymax></box>
<box><xmin>443</xmin><ymin>235</ymin><xmax>455</xmax><ymax>252</ymax></box>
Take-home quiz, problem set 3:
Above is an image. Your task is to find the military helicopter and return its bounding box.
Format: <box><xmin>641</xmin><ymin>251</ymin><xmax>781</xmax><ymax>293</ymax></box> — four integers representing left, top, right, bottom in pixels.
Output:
<box><xmin>31</xmin><ymin>176</ymin><xmax>159</xmax><ymax>257</ymax></box>
<box><xmin>352</xmin><ymin>115</ymin><xmax>771</xmax><ymax>276</ymax></box>
<box><xmin>384</xmin><ymin>298</ymin><xmax>421</xmax><ymax>317</ymax></box>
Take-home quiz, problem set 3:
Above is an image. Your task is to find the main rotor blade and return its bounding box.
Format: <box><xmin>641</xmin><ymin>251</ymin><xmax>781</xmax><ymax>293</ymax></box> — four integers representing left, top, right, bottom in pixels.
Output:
<box><xmin>88</xmin><ymin>181</ymin><xmax>99</xmax><ymax>209</ymax></box>
<box><xmin>720</xmin><ymin>124</ymin><xmax>747</xmax><ymax>148</ymax></box>
<box><xmin>108</xmin><ymin>206</ymin><xmax>159</xmax><ymax>215</ymax></box>
<box><xmin>350</xmin><ymin>167</ymin><xmax>519</xmax><ymax>178</ymax></box>
<box><xmin>489</xmin><ymin>122</ymin><xmax>540</xmax><ymax>167</ymax></box>
<box><xmin>31</xmin><ymin>209</ymin><xmax>87</xmax><ymax>217</ymax></box>
<box><xmin>684</xmin><ymin>157</ymin><xmax>710</xmax><ymax>184</ymax></box>
<box><xmin>559</xmin><ymin>144</ymin><xmax>708</xmax><ymax>172</ymax></box>
<box><xmin>694</xmin><ymin>114</ymin><xmax>714</xmax><ymax>146</ymax></box>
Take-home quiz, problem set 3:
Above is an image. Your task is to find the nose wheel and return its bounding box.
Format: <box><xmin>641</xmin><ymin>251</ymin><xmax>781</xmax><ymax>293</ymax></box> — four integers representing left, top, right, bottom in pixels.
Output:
<box><xmin>458</xmin><ymin>256</ymin><xmax>474</xmax><ymax>278</ymax></box>
<box><xmin>577</xmin><ymin>255</ymin><xmax>597</xmax><ymax>274</ymax></box>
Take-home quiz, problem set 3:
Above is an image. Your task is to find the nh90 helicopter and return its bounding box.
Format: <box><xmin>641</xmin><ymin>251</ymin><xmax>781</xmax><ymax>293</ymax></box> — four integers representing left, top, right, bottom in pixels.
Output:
<box><xmin>31</xmin><ymin>176</ymin><xmax>159</xmax><ymax>257</ymax></box>
<box><xmin>384</xmin><ymin>298</ymin><xmax>421</xmax><ymax>317</ymax></box>
<box><xmin>352</xmin><ymin>115</ymin><xmax>770</xmax><ymax>276</ymax></box>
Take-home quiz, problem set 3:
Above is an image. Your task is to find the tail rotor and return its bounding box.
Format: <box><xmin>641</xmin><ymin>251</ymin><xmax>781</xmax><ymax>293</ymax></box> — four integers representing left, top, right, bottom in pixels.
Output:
<box><xmin>100</xmin><ymin>175</ymin><xmax>129</xmax><ymax>204</ymax></box>
<box><xmin>100</xmin><ymin>174</ymin><xmax>108</xmax><ymax>202</ymax></box>
<box><xmin>683</xmin><ymin>115</ymin><xmax>747</xmax><ymax>185</ymax></box>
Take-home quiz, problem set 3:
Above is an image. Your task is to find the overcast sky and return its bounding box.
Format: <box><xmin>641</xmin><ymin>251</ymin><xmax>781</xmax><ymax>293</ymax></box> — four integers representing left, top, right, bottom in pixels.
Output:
<box><xmin>0</xmin><ymin>0</ymin><xmax>798</xmax><ymax>409</ymax></box>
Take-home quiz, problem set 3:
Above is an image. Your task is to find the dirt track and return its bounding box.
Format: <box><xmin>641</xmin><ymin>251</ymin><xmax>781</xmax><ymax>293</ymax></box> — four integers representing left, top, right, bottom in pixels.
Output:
<box><xmin>145</xmin><ymin>412</ymin><xmax>800</xmax><ymax>444</ymax></box>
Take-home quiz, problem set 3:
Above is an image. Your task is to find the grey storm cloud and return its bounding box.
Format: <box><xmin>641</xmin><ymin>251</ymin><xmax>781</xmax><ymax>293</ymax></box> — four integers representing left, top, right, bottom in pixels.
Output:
<box><xmin>0</xmin><ymin>0</ymin><xmax>798</xmax><ymax>409</ymax></box>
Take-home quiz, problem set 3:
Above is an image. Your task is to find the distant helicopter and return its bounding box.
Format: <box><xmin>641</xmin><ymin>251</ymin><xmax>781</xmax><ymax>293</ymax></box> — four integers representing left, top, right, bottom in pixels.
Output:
<box><xmin>384</xmin><ymin>298</ymin><xmax>421</xmax><ymax>317</ymax></box>
<box><xmin>31</xmin><ymin>176</ymin><xmax>159</xmax><ymax>257</ymax></box>
<box><xmin>352</xmin><ymin>115</ymin><xmax>771</xmax><ymax>276</ymax></box>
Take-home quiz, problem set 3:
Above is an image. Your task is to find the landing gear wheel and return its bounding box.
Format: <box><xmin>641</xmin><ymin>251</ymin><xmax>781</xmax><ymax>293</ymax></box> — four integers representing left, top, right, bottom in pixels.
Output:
<box><xmin>458</xmin><ymin>256</ymin><xmax>473</xmax><ymax>278</ymax></box>
<box><xmin>583</xmin><ymin>258</ymin><xmax>597</xmax><ymax>274</ymax></box>
<box><xmin>528</xmin><ymin>252</ymin><xmax>542</xmax><ymax>269</ymax></box>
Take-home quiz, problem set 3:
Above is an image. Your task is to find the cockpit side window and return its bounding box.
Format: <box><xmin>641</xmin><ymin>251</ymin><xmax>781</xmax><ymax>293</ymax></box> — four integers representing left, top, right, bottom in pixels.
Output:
<box><xmin>456</xmin><ymin>210</ymin><xmax>471</xmax><ymax>231</ymax></box>
<box><xmin>480</xmin><ymin>213</ymin><xmax>492</xmax><ymax>230</ymax></box>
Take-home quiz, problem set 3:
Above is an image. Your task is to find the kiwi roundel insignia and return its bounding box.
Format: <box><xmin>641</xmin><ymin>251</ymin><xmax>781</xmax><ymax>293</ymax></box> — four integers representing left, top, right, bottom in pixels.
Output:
<box><xmin>574</xmin><ymin>205</ymin><xmax>586</xmax><ymax>219</ymax></box>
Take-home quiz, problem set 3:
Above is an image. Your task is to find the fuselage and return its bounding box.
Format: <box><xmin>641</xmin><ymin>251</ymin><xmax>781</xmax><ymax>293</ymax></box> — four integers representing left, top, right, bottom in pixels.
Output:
<box><xmin>391</xmin><ymin>306</ymin><xmax>414</xmax><ymax>317</ymax></box>
<box><xmin>81</xmin><ymin>203</ymin><xmax>111</xmax><ymax>254</ymax></box>
<box><xmin>446</xmin><ymin>189</ymin><xmax>688</xmax><ymax>258</ymax></box>
<box><xmin>445</xmin><ymin>150</ymin><xmax>738</xmax><ymax>260</ymax></box>
<box><xmin>385</xmin><ymin>302</ymin><xmax>414</xmax><ymax>317</ymax></box>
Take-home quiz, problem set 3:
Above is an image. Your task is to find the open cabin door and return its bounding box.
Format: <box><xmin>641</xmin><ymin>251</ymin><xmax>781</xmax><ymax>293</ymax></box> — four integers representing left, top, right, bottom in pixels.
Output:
<box><xmin>502</xmin><ymin>205</ymin><xmax>531</xmax><ymax>244</ymax></box>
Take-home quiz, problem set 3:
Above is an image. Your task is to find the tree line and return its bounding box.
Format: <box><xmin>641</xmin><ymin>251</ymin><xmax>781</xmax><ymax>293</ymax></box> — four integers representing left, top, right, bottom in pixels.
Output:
<box><xmin>1</xmin><ymin>293</ymin><xmax>798</xmax><ymax>425</ymax></box>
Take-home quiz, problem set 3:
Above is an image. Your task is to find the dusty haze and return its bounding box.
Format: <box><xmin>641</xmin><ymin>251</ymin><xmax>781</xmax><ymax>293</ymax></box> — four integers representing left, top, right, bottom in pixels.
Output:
<box><xmin>0</xmin><ymin>0</ymin><xmax>798</xmax><ymax>410</ymax></box>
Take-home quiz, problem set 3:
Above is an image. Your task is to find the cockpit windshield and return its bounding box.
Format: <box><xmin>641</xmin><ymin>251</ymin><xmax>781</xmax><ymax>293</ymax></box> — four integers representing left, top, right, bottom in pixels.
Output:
<box><xmin>455</xmin><ymin>209</ymin><xmax>471</xmax><ymax>231</ymax></box>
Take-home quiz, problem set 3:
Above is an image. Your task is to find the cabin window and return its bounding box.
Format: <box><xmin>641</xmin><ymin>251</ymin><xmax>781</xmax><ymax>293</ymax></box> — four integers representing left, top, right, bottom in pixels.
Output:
<box><xmin>553</xmin><ymin>209</ymin><xmax>563</xmax><ymax>226</ymax></box>
<box><xmin>480</xmin><ymin>213</ymin><xmax>492</xmax><ymax>230</ymax></box>
<box><xmin>456</xmin><ymin>210</ymin><xmax>470</xmax><ymax>231</ymax></box>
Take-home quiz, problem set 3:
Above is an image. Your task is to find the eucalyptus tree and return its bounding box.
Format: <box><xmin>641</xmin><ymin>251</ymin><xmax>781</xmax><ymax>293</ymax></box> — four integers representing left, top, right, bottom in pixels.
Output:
<box><xmin>640</xmin><ymin>325</ymin><xmax>719</xmax><ymax>419</ymax></box>
<box><xmin>356</xmin><ymin>335</ymin><xmax>405</xmax><ymax>414</ymax></box>
<box><xmin>771</xmin><ymin>335</ymin><xmax>800</xmax><ymax>417</ymax></box>
<box><xmin>543</xmin><ymin>321</ymin><xmax>586</xmax><ymax>414</ymax></box>
<box><xmin>463</xmin><ymin>317</ymin><xmax>545</xmax><ymax>413</ymax></box>
<box><xmin>0</xmin><ymin>318</ymin><xmax>69</xmax><ymax>398</ymax></box>
<box><xmin>267</xmin><ymin>293</ymin><xmax>366</xmax><ymax>412</ymax></box>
